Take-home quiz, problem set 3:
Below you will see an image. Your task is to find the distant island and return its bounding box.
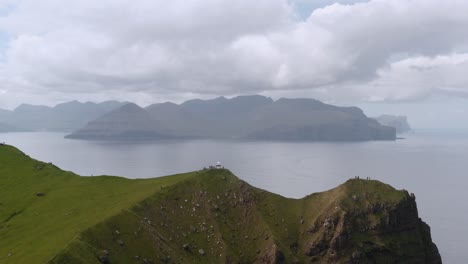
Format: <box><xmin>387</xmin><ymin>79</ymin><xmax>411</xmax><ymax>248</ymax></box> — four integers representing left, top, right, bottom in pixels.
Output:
<box><xmin>0</xmin><ymin>101</ymin><xmax>126</xmax><ymax>132</ymax></box>
<box><xmin>0</xmin><ymin>122</ymin><xmax>30</xmax><ymax>133</ymax></box>
<box><xmin>374</xmin><ymin>115</ymin><xmax>412</xmax><ymax>134</ymax></box>
<box><xmin>0</xmin><ymin>145</ymin><xmax>441</xmax><ymax>263</ymax></box>
<box><xmin>66</xmin><ymin>95</ymin><xmax>396</xmax><ymax>141</ymax></box>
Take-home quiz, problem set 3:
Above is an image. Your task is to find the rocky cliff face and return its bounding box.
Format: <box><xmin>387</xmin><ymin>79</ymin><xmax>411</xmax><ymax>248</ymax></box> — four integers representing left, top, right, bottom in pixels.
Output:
<box><xmin>51</xmin><ymin>171</ymin><xmax>440</xmax><ymax>264</ymax></box>
<box><xmin>301</xmin><ymin>182</ymin><xmax>440</xmax><ymax>264</ymax></box>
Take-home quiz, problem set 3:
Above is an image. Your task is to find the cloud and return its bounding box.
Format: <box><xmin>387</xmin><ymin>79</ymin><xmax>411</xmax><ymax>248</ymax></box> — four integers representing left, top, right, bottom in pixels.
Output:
<box><xmin>1</xmin><ymin>0</ymin><xmax>468</xmax><ymax>108</ymax></box>
<box><xmin>352</xmin><ymin>53</ymin><xmax>468</xmax><ymax>101</ymax></box>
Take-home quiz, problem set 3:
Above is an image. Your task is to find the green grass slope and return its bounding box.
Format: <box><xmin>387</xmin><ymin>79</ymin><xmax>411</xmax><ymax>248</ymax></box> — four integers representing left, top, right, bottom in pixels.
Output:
<box><xmin>0</xmin><ymin>145</ymin><xmax>192</xmax><ymax>263</ymax></box>
<box><xmin>51</xmin><ymin>173</ymin><xmax>441</xmax><ymax>264</ymax></box>
<box><xmin>0</xmin><ymin>144</ymin><xmax>440</xmax><ymax>264</ymax></box>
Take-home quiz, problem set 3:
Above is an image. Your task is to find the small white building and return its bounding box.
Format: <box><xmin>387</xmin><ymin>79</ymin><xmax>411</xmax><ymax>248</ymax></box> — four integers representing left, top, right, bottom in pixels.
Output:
<box><xmin>215</xmin><ymin>161</ymin><xmax>223</xmax><ymax>169</ymax></box>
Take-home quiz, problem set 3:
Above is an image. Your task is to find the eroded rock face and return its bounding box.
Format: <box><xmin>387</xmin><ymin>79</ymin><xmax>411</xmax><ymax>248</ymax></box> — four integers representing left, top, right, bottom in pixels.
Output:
<box><xmin>302</xmin><ymin>190</ymin><xmax>441</xmax><ymax>263</ymax></box>
<box><xmin>51</xmin><ymin>171</ymin><xmax>441</xmax><ymax>264</ymax></box>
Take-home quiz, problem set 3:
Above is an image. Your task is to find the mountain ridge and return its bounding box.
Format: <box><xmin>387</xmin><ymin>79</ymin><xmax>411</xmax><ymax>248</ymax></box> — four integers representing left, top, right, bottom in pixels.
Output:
<box><xmin>0</xmin><ymin>101</ymin><xmax>126</xmax><ymax>132</ymax></box>
<box><xmin>67</xmin><ymin>96</ymin><xmax>396</xmax><ymax>141</ymax></box>
<box><xmin>65</xmin><ymin>103</ymin><xmax>175</xmax><ymax>140</ymax></box>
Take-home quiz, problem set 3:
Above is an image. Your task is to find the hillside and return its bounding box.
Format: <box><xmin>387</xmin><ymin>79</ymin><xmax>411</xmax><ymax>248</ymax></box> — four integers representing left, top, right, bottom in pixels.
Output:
<box><xmin>0</xmin><ymin>145</ymin><xmax>192</xmax><ymax>263</ymax></box>
<box><xmin>0</xmin><ymin>145</ymin><xmax>440</xmax><ymax>263</ymax></box>
<box><xmin>244</xmin><ymin>98</ymin><xmax>395</xmax><ymax>141</ymax></box>
<box><xmin>67</xmin><ymin>96</ymin><xmax>396</xmax><ymax>141</ymax></box>
<box><xmin>65</xmin><ymin>103</ymin><xmax>173</xmax><ymax>140</ymax></box>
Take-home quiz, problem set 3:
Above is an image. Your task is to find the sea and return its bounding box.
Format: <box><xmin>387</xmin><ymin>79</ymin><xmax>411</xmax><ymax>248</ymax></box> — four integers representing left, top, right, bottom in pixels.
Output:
<box><xmin>1</xmin><ymin>131</ymin><xmax>466</xmax><ymax>263</ymax></box>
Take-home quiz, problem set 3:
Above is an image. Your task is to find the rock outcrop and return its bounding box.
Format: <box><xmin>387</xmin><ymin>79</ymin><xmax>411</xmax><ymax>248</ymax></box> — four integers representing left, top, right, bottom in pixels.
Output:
<box><xmin>374</xmin><ymin>115</ymin><xmax>411</xmax><ymax>134</ymax></box>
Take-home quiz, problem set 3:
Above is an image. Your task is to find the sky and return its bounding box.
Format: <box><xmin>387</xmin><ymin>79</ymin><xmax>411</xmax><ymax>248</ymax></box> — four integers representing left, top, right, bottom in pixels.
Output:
<box><xmin>1</xmin><ymin>0</ymin><xmax>468</xmax><ymax>130</ymax></box>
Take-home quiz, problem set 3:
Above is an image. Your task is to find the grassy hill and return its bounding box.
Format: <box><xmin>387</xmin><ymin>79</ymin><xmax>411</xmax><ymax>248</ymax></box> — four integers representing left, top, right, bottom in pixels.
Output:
<box><xmin>0</xmin><ymin>145</ymin><xmax>192</xmax><ymax>263</ymax></box>
<box><xmin>0</xmin><ymin>145</ymin><xmax>440</xmax><ymax>263</ymax></box>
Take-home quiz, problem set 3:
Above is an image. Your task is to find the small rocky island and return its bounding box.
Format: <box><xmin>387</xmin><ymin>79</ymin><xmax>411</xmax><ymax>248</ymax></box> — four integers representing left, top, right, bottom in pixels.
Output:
<box><xmin>0</xmin><ymin>145</ymin><xmax>440</xmax><ymax>263</ymax></box>
<box><xmin>374</xmin><ymin>115</ymin><xmax>412</xmax><ymax>134</ymax></box>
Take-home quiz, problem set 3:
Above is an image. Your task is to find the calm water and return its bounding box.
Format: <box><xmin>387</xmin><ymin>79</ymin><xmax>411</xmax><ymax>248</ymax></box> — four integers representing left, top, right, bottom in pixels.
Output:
<box><xmin>2</xmin><ymin>132</ymin><xmax>467</xmax><ymax>263</ymax></box>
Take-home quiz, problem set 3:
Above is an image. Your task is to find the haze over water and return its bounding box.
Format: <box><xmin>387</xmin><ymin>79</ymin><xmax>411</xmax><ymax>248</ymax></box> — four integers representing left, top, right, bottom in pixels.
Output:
<box><xmin>2</xmin><ymin>131</ymin><xmax>466</xmax><ymax>263</ymax></box>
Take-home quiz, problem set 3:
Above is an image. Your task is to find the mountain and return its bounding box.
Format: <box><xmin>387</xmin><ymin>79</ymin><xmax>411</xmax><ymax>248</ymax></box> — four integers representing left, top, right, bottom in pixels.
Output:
<box><xmin>0</xmin><ymin>108</ymin><xmax>13</xmax><ymax>120</ymax></box>
<box><xmin>145</xmin><ymin>102</ymin><xmax>206</xmax><ymax>137</ymax></box>
<box><xmin>180</xmin><ymin>95</ymin><xmax>274</xmax><ymax>121</ymax></box>
<box><xmin>68</xmin><ymin>96</ymin><xmax>396</xmax><ymax>141</ymax></box>
<box><xmin>178</xmin><ymin>95</ymin><xmax>276</xmax><ymax>137</ymax></box>
<box><xmin>374</xmin><ymin>115</ymin><xmax>411</xmax><ymax>134</ymax></box>
<box><xmin>244</xmin><ymin>98</ymin><xmax>395</xmax><ymax>141</ymax></box>
<box><xmin>0</xmin><ymin>110</ymin><xmax>25</xmax><ymax>132</ymax></box>
<box><xmin>0</xmin><ymin>101</ymin><xmax>126</xmax><ymax>132</ymax></box>
<box><xmin>0</xmin><ymin>145</ymin><xmax>441</xmax><ymax>263</ymax></box>
<box><xmin>65</xmin><ymin>103</ymin><xmax>173</xmax><ymax>140</ymax></box>
<box><xmin>0</xmin><ymin>122</ymin><xmax>29</xmax><ymax>133</ymax></box>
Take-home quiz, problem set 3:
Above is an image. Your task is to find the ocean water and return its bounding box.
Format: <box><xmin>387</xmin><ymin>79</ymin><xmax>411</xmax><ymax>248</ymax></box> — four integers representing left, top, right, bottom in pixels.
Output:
<box><xmin>1</xmin><ymin>131</ymin><xmax>467</xmax><ymax>263</ymax></box>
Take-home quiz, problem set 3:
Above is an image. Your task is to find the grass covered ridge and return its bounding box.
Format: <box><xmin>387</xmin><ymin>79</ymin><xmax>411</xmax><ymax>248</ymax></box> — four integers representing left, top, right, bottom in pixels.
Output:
<box><xmin>0</xmin><ymin>145</ymin><xmax>440</xmax><ymax>263</ymax></box>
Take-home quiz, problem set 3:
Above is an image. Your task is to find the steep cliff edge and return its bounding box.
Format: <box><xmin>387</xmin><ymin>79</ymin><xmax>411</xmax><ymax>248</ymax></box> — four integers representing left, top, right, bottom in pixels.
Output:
<box><xmin>51</xmin><ymin>171</ymin><xmax>441</xmax><ymax>264</ymax></box>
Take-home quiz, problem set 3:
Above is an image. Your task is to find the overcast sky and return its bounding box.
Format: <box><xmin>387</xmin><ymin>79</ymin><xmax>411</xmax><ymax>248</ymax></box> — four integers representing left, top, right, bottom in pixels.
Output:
<box><xmin>1</xmin><ymin>0</ymin><xmax>468</xmax><ymax>130</ymax></box>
